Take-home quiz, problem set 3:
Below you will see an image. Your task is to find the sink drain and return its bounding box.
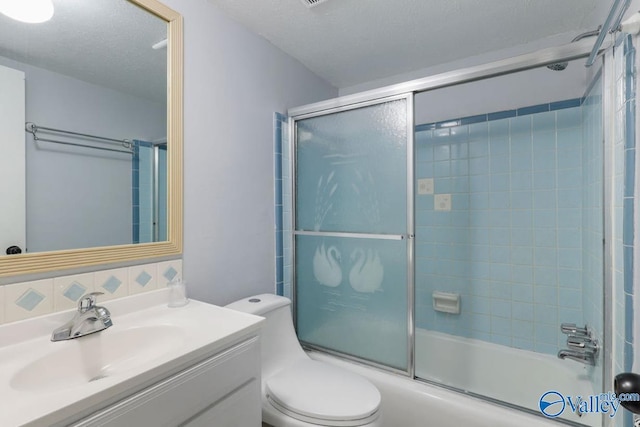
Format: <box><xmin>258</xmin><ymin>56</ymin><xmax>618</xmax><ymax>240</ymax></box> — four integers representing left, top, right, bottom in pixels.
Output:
<box><xmin>89</xmin><ymin>374</ymin><xmax>108</xmax><ymax>383</ymax></box>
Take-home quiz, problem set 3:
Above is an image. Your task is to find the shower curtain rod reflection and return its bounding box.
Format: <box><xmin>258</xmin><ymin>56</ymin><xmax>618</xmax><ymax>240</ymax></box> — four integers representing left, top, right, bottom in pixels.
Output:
<box><xmin>25</xmin><ymin>122</ymin><xmax>134</xmax><ymax>155</ymax></box>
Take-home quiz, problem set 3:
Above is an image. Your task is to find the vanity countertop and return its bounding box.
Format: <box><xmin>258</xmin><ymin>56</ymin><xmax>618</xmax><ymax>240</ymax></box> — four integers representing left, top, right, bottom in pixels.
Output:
<box><xmin>0</xmin><ymin>289</ymin><xmax>263</xmax><ymax>427</ymax></box>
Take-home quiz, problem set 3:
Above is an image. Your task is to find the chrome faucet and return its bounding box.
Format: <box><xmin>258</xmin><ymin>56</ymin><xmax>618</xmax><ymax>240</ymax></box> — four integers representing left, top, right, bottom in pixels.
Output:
<box><xmin>558</xmin><ymin>349</ymin><xmax>596</xmax><ymax>365</ymax></box>
<box><xmin>557</xmin><ymin>323</ymin><xmax>599</xmax><ymax>366</ymax></box>
<box><xmin>51</xmin><ymin>292</ymin><xmax>113</xmax><ymax>341</ymax></box>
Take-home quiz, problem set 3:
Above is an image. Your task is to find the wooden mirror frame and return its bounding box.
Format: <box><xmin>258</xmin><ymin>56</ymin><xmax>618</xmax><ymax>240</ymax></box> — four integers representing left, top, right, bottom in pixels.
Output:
<box><xmin>0</xmin><ymin>0</ymin><xmax>183</xmax><ymax>278</ymax></box>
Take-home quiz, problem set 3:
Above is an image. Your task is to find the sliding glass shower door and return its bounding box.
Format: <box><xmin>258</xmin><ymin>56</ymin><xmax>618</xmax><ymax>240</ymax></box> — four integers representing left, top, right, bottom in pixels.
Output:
<box><xmin>293</xmin><ymin>96</ymin><xmax>413</xmax><ymax>371</ymax></box>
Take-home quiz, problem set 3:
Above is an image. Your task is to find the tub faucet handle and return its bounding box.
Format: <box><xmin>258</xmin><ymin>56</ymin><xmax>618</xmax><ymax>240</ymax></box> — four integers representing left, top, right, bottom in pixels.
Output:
<box><xmin>567</xmin><ymin>335</ymin><xmax>599</xmax><ymax>352</ymax></box>
<box><xmin>561</xmin><ymin>323</ymin><xmax>589</xmax><ymax>336</ymax></box>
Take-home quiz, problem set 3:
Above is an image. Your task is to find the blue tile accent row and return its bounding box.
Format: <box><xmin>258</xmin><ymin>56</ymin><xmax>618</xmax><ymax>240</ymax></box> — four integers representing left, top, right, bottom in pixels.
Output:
<box><xmin>15</xmin><ymin>289</ymin><xmax>45</xmax><ymax>311</ymax></box>
<box><xmin>163</xmin><ymin>266</ymin><xmax>178</xmax><ymax>282</ymax></box>
<box><xmin>626</xmin><ymin>293</ymin><xmax>634</xmax><ymax>344</ymax></box>
<box><xmin>625</xmin><ymin>246</ymin><xmax>634</xmax><ymax>295</ymax></box>
<box><xmin>488</xmin><ymin>110</ymin><xmax>516</xmax><ymax>121</ymax></box>
<box><xmin>550</xmin><ymin>99</ymin><xmax>582</xmax><ymax>110</ymax></box>
<box><xmin>102</xmin><ymin>275</ymin><xmax>122</xmax><ymax>294</ymax></box>
<box><xmin>625</xmin><ymin>341</ymin><xmax>634</xmax><ymax>371</ymax></box>
<box><xmin>416</xmin><ymin>98</ymin><xmax>584</xmax><ymax>131</ymax></box>
<box><xmin>460</xmin><ymin>115</ymin><xmax>487</xmax><ymax>126</ymax></box>
<box><xmin>622</xmin><ymin>35</ymin><xmax>636</xmax><ymax>375</ymax></box>
<box><xmin>517</xmin><ymin>104</ymin><xmax>549</xmax><ymax>116</ymax></box>
<box><xmin>135</xmin><ymin>271</ymin><xmax>152</xmax><ymax>287</ymax></box>
<box><xmin>274</xmin><ymin>113</ymin><xmax>287</xmax><ymax>296</ymax></box>
<box><xmin>63</xmin><ymin>282</ymin><xmax>87</xmax><ymax>302</ymax></box>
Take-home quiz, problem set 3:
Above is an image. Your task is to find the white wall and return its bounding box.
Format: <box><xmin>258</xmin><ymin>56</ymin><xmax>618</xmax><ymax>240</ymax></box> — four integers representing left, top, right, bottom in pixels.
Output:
<box><xmin>339</xmin><ymin>32</ymin><xmax>589</xmax><ymax>97</ymax></box>
<box><xmin>159</xmin><ymin>0</ymin><xmax>337</xmax><ymax>305</ymax></box>
<box><xmin>340</xmin><ymin>1</ymin><xmax>640</xmax><ymax>98</ymax></box>
<box><xmin>0</xmin><ymin>56</ymin><xmax>165</xmax><ymax>253</ymax></box>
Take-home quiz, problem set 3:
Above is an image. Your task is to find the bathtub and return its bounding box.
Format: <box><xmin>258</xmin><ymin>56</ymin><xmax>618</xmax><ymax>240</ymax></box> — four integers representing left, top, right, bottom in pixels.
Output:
<box><xmin>308</xmin><ymin>328</ymin><xmax>602</xmax><ymax>427</ymax></box>
<box><xmin>415</xmin><ymin>329</ymin><xmax>599</xmax><ymax>426</ymax></box>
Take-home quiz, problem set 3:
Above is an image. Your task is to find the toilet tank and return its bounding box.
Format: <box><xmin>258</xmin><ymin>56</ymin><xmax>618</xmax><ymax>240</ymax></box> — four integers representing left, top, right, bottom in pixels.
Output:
<box><xmin>226</xmin><ymin>294</ymin><xmax>307</xmax><ymax>377</ymax></box>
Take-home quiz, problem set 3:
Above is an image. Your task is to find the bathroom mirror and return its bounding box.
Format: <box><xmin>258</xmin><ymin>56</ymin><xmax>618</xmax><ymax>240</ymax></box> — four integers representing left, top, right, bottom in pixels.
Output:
<box><xmin>0</xmin><ymin>0</ymin><xmax>183</xmax><ymax>277</ymax></box>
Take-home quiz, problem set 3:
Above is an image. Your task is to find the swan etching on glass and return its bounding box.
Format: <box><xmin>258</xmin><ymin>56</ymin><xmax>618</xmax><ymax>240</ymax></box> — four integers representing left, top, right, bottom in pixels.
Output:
<box><xmin>313</xmin><ymin>171</ymin><xmax>337</xmax><ymax>231</ymax></box>
<box><xmin>349</xmin><ymin>248</ymin><xmax>384</xmax><ymax>293</ymax></box>
<box><xmin>351</xmin><ymin>168</ymin><xmax>380</xmax><ymax>227</ymax></box>
<box><xmin>313</xmin><ymin>244</ymin><xmax>342</xmax><ymax>287</ymax></box>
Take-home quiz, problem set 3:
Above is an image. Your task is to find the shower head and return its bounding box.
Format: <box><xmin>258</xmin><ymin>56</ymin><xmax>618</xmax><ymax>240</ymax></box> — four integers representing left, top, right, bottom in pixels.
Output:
<box><xmin>546</xmin><ymin>62</ymin><xmax>569</xmax><ymax>71</ymax></box>
<box><xmin>545</xmin><ymin>26</ymin><xmax>601</xmax><ymax>72</ymax></box>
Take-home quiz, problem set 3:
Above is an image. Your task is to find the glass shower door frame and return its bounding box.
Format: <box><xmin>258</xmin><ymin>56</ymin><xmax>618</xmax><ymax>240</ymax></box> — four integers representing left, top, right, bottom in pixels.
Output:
<box><xmin>289</xmin><ymin>93</ymin><xmax>416</xmax><ymax>376</ymax></box>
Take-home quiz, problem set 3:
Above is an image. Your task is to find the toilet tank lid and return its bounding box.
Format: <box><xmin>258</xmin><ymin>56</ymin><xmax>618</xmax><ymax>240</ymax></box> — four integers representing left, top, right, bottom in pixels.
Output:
<box><xmin>225</xmin><ymin>293</ymin><xmax>291</xmax><ymax>316</ymax></box>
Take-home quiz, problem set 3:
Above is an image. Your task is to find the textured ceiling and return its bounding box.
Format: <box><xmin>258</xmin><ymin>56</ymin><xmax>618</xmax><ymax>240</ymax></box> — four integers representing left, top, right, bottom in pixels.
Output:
<box><xmin>0</xmin><ymin>0</ymin><xmax>166</xmax><ymax>104</ymax></box>
<box><xmin>209</xmin><ymin>0</ymin><xmax>603</xmax><ymax>88</ymax></box>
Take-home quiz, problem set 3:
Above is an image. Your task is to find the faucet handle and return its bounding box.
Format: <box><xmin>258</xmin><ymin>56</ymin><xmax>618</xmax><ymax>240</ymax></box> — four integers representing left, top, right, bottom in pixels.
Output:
<box><xmin>78</xmin><ymin>292</ymin><xmax>104</xmax><ymax>313</ymax></box>
<box><xmin>567</xmin><ymin>335</ymin><xmax>599</xmax><ymax>352</ymax></box>
<box><xmin>561</xmin><ymin>323</ymin><xmax>589</xmax><ymax>336</ymax></box>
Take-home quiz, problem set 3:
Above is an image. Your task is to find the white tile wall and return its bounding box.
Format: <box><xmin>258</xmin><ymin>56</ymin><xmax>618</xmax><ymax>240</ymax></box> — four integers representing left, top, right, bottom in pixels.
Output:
<box><xmin>0</xmin><ymin>259</ymin><xmax>182</xmax><ymax>324</ymax></box>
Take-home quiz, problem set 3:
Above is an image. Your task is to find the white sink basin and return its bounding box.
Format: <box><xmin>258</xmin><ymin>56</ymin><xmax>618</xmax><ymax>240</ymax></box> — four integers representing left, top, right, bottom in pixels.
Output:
<box><xmin>10</xmin><ymin>325</ymin><xmax>184</xmax><ymax>392</ymax></box>
<box><xmin>0</xmin><ymin>288</ymin><xmax>264</xmax><ymax>427</ymax></box>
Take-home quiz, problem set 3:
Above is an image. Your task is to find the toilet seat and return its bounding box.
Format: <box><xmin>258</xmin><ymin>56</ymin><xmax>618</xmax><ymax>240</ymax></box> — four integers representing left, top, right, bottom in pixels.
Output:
<box><xmin>266</xmin><ymin>359</ymin><xmax>381</xmax><ymax>426</ymax></box>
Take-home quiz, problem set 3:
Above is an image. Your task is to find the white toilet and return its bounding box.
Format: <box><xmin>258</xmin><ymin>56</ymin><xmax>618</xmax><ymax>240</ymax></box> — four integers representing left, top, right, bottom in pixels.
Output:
<box><xmin>226</xmin><ymin>294</ymin><xmax>383</xmax><ymax>427</ymax></box>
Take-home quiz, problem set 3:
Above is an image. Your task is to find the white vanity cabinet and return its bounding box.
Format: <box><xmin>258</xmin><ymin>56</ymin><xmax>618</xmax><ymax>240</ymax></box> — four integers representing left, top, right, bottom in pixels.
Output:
<box><xmin>0</xmin><ymin>292</ymin><xmax>264</xmax><ymax>427</ymax></box>
<box><xmin>70</xmin><ymin>336</ymin><xmax>261</xmax><ymax>427</ymax></box>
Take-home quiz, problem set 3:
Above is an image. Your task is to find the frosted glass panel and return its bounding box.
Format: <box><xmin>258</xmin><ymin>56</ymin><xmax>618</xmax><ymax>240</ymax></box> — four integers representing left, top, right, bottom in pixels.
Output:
<box><xmin>296</xmin><ymin>234</ymin><xmax>408</xmax><ymax>370</ymax></box>
<box><xmin>296</xmin><ymin>100</ymin><xmax>407</xmax><ymax>234</ymax></box>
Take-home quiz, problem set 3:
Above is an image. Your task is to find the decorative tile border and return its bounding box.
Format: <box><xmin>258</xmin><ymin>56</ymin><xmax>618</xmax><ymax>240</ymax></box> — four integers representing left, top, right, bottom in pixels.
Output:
<box><xmin>5</xmin><ymin>279</ymin><xmax>54</xmax><ymax>322</ymax></box>
<box><xmin>157</xmin><ymin>259</ymin><xmax>182</xmax><ymax>284</ymax></box>
<box><xmin>95</xmin><ymin>268</ymin><xmax>129</xmax><ymax>301</ymax></box>
<box><xmin>53</xmin><ymin>273</ymin><xmax>94</xmax><ymax>312</ymax></box>
<box><xmin>0</xmin><ymin>259</ymin><xmax>182</xmax><ymax>324</ymax></box>
<box><xmin>415</xmin><ymin>98</ymin><xmax>583</xmax><ymax>132</ymax></box>
<box><xmin>128</xmin><ymin>263</ymin><xmax>158</xmax><ymax>295</ymax></box>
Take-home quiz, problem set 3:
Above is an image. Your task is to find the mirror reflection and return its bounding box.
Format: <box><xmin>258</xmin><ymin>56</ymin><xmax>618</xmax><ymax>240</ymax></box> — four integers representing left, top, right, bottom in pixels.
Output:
<box><xmin>0</xmin><ymin>0</ymin><xmax>168</xmax><ymax>256</ymax></box>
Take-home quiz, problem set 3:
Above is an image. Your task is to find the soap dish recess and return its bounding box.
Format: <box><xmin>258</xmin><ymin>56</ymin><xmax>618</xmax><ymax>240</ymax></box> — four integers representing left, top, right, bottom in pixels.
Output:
<box><xmin>432</xmin><ymin>291</ymin><xmax>460</xmax><ymax>314</ymax></box>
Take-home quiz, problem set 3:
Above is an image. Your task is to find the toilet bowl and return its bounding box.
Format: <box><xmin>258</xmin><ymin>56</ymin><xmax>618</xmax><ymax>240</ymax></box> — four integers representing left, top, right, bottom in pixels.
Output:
<box><xmin>226</xmin><ymin>294</ymin><xmax>382</xmax><ymax>427</ymax></box>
